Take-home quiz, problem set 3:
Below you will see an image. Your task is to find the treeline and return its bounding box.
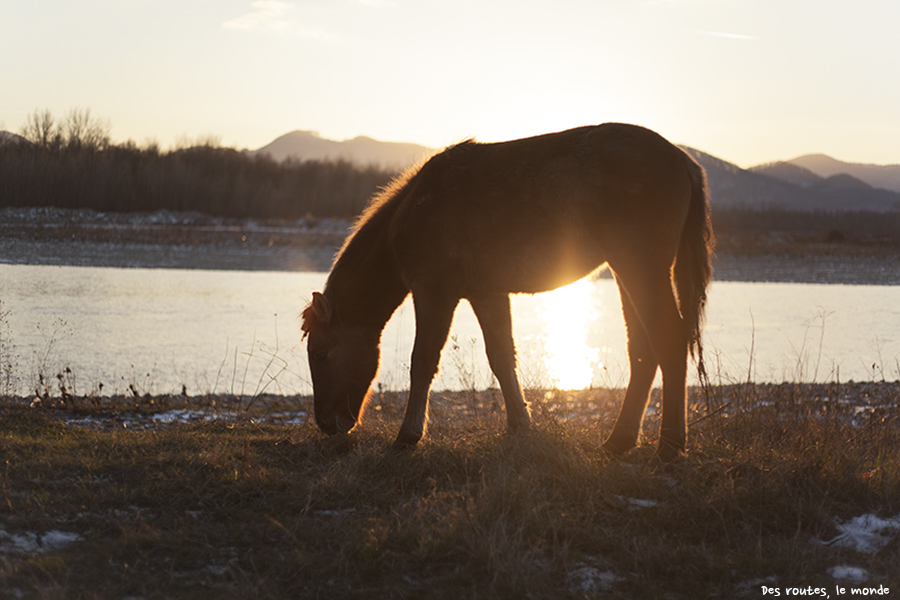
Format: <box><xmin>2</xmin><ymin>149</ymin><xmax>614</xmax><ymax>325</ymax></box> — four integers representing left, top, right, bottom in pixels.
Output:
<box><xmin>1</xmin><ymin>109</ymin><xmax>397</xmax><ymax>219</ymax></box>
<box><xmin>4</xmin><ymin>108</ymin><xmax>899</xmax><ymax>235</ymax></box>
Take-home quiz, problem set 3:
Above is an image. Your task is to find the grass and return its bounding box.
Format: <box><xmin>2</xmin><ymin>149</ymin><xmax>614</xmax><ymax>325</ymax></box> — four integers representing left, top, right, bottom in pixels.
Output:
<box><xmin>1</xmin><ymin>383</ymin><xmax>899</xmax><ymax>599</ymax></box>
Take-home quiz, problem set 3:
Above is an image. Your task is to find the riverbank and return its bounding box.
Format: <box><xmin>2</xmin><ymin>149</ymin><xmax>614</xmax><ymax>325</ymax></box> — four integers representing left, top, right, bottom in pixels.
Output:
<box><xmin>3</xmin><ymin>207</ymin><xmax>900</xmax><ymax>283</ymax></box>
<box><xmin>0</xmin><ymin>207</ymin><xmax>350</xmax><ymax>272</ymax></box>
<box><xmin>1</xmin><ymin>383</ymin><xmax>898</xmax><ymax>598</ymax></box>
<box><xmin>3</xmin><ymin>379</ymin><xmax>899</xmax><ymax>431</ymax></box>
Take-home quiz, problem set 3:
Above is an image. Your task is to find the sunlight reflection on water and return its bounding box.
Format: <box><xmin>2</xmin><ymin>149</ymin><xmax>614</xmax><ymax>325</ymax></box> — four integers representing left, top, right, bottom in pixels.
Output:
<box><xmin>538</xmin><ymin>278</ymin><xmax>602</xmax><ymax>390</ymax></box>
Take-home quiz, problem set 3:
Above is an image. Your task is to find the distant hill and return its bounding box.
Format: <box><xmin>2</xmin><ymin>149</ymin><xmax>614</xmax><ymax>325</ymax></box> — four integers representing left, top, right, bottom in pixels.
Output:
<box><xmin>683</xmin><ymin>147</ymin><xmax>806</xmax><ymax>210</ymax></box>
<box><xmin>683</xmin><ymin>147</ymin><xmax>900</xmax><ymax>213</ymax></box>
<box><xmin>247</xmin><ymin>130</ymin><xmax>432</xmax><ymax>169</ymax></box>
<box><xmin>0</xmin><ymin>131</ymin><xmax>31</xmax><ymax>147</ymax></box>
<box><xmin>784</xmin><ymin>154</ymin><xmax>900</xmax><ymax>193</ymax></box>
<box><xmin>749</xmin><ymin>161</ymin><xmax>822</xmax><ymax>188</ymax></box>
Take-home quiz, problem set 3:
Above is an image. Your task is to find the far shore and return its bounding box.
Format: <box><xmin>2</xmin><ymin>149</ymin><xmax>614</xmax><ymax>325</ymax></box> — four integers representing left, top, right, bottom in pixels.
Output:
<box><xmin>2</xmin><ymin>208</ymin><xmax>900</xmax><ymax>284</ymax></box>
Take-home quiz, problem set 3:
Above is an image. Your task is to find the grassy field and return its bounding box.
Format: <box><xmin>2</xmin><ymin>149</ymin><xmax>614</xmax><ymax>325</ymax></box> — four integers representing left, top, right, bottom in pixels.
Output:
<box><xmin>1</xmin><ymin>383</ymin><xmax>899</xmax><ymax>599</ymax></box>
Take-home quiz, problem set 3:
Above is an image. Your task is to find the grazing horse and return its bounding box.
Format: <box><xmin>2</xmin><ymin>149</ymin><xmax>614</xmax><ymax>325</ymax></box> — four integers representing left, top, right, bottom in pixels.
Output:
<box><xmin>302</xmin><ymin>123</ymin><xmax>714</xmax><ymax>462</ymax></box>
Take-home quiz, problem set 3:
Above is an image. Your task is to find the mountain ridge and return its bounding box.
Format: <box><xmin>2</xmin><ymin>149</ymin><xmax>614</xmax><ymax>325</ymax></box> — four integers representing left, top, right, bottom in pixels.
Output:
<box><xmin>684</xmin><ymin>147</ymin><xmax>899</xmax><ymax>213</ymax></box>
<box><xmin>781</xmin><ymin>153</ymin><xmax>900</xmax><ymax>193</ymax></box>
<box><xmin>245</xmin><ymin>130</ymin><xmax>432</xmax><ymax>168</ymax></box>
<box><xmin>0</xmin><ymin>131</ymin><xmax>30</xmax><ymax>146</ymax></box>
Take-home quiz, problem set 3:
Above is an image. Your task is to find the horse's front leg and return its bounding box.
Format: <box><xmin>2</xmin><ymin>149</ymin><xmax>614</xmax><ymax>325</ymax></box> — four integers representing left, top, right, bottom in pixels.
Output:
<box><xmin>393</xmin><ymin>292</ymin><xmax>459</xmax><ymax>451</ymax></box>
<box><xmin>468</xmin><ymin>293</ymin><xmax>530</xmax><ymax>432</ymax></box>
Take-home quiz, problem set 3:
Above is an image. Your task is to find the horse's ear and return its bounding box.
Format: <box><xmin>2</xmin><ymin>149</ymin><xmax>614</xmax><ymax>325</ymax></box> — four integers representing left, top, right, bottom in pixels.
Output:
<box><xmin>311</xmin><ymin>292</ymin><xmax>333</xmax><ymax>324</ymax></box>
<box><xmin>301</xmin><ymin>292</ymin><xmax>332</xmax><ymax>339</ymax></box>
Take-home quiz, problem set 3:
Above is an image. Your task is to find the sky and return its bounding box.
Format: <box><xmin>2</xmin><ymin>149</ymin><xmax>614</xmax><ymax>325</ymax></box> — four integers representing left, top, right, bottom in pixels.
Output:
<box><xmin>2</xmin><ymin>0</ymin><xmax>898</xmax><ymax>168</ymax></box>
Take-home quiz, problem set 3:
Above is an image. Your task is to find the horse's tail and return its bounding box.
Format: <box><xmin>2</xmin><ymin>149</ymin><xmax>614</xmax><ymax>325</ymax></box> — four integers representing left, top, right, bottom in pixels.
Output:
<box><xmin>674</xmin><ymin>151</ymin><xmax>715</xmax><ymax>362</ymax></box>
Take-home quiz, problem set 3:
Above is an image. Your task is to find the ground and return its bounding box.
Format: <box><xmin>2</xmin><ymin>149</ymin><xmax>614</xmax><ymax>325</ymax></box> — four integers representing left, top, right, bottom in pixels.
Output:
<box><xmin>1</xmin><ymin>383</ymin><xmax>899</xmax><ymax>598</ymax></box>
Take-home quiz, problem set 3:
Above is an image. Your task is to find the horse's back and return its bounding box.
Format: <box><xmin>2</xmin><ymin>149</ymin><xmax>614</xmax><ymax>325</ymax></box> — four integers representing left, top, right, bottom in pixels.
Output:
<box><xmin>388</xmin><ymin>123</ymin><xmax>695</xmax><ymax>295</ymax></box>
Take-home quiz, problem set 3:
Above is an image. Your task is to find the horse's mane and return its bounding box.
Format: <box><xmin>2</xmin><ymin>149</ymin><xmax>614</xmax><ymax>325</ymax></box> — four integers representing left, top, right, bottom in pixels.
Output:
<box><xmin>330</xmin><ymin>141</ymin><xmax>473</xmax><ymax>267</ymax></box>
<box><xmin>337</xmin><ymin>164</ymin><xmax>418</xmax><ymax>260</ymax></box>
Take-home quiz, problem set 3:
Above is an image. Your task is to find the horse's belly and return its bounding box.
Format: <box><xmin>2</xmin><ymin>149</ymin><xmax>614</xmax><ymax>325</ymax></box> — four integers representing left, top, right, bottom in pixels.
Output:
<box><xmin>415</xmin><ymin>231</ymin><xmax>606</xmax><ymax>296</ymax></box>
<box><xmin>474</xmin><ymin>241</ymin><xmax>606</xmax><ymax>294</ymax></box>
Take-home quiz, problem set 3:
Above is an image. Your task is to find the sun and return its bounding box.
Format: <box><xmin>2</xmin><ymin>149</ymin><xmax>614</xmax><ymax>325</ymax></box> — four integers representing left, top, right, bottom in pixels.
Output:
<box><xmin>538</xmin><ymin>278</ymin><xmax>601</xmax><ymax>390</ymax></box>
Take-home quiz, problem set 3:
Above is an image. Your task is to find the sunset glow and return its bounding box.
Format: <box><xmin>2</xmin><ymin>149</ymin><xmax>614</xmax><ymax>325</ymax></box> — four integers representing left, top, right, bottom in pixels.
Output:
<box><xmin>539</xmin><ymin>278</ymin><xmax>601</xmax><ymax>391</ymax></box>
<box><xmin>3</xmin><ymin>1</ymin><xmax>898</xmax><ymax>167</ymax></box>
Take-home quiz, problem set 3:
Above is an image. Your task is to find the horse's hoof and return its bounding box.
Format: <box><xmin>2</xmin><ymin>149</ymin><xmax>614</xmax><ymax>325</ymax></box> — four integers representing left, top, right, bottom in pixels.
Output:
<box><xmin>391</xmin><ymin>431</ymin><xmax>421</xmax><ymax>453</ymax></box>
<box><xmin>390</xmin><ymin>441</ymin><xmax>416</xmax><ymax>453</ymax></box>
<box><xmin>507</xmin><ymin>416</ymin><xmax>531</xmax><ymax>433</ymax></box>
<box><xmin>652</xmin><ymin>443</ymin><xmax>685</xmax><ymax>465</ymax></box>
<box><xmin>601</xmin><ymin>437</ymin><xmax>636</xmax><ymax>457</ymax></box>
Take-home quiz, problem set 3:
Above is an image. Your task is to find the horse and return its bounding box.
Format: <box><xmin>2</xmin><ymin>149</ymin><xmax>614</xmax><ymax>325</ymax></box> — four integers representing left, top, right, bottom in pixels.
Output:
<box><xmin>301</xmin><ymin>123</ymin><xmax>714</xmax><ymax>463</ymax></box>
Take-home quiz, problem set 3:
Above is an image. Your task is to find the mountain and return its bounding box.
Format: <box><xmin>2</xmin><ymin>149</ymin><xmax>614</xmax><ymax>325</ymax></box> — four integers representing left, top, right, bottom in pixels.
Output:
<box><xmin>784</xmin><ymin>154</ymin><xmax>900</xmax><ymax>193</ymax></box>
<box><xmin>683</xmin><ymin>148</ymin><xmax>900</xmax><ymax>213</ymax></box>
<box><xmin>247</xmin><ymin>130</ymin><xmax>432</xmax><ymax>168</ymax></box>
<box><xmin>750</xmin><ymin>161</ymin><xmax>822</xmax><ymax>188</ymax></box>
<box><xmin>0</xmin><ymin>131</ymin><xmax>31</xmax><ymax>147</ymax></box>
<box><xmin>684</xmin><ymin>147</ymin><xmax>807</xmax><ymax>210</ymax></box>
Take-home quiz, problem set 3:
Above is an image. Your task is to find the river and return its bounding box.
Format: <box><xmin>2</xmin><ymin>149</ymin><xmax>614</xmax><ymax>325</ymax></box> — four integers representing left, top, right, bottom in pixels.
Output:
<box><xmin>2</xmin><ymin>262</ymin><xmax>898</xmax><ymax>397</ymax></box>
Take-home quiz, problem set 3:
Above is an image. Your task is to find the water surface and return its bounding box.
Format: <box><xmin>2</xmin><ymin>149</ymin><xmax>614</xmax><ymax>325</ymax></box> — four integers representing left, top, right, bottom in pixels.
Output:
<box><xmin>2</xmin><ymin>263</ymin><xmax>898</xmax><ymax>396</ymax></box>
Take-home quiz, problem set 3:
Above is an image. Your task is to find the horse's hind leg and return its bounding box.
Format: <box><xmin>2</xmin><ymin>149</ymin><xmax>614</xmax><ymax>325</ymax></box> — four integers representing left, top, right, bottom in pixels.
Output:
<box><xmin>393</xmin><ymin>291</ymin><xmax>459</xmax><ymax>451</ymax></box>
<box><xmin>468</xmin><ymin>294</ymin><xmax>531</xmax><ymax>432</ymax></box>
<box><xmin>609</xmin><ymin>266</ymin><xmax>688</xmax><ymax>462</ymax></box>
<box><xmin>602</xmin><ymin>282</ymin><xmax>659</xmax><ymax>456</ymax></box>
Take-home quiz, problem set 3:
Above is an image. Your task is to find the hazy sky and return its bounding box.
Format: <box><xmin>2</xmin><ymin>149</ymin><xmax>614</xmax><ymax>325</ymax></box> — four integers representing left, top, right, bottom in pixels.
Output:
<box><xmin>2</xmin><ymin>0</ymin><xmax>898</xmax><ymax>167</ymax></box>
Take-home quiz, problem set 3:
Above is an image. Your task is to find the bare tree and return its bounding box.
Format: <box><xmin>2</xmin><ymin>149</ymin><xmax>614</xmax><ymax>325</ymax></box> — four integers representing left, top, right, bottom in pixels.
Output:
<box><xmin>173</xmin><ymin>133</ymin><xmax>222</xmax><ymax>150</ymax></box>
<box><xmin>20</xmin><ymin>108</ymin><xmax>61</xmax><ymax>151</ymax></box>
<box><xmin>62</xmin><ymin>107</ymin><xmax>111</xmax><ymax>152</ymax></box>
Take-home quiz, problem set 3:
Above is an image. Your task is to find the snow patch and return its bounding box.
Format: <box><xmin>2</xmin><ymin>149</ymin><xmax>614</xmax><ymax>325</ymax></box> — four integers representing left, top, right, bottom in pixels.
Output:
<box><xmin>828</xmin><ymin>565</ymin><xmax>869</xmax><ymax>582</ymax></box>
<box><xmin>567</xmin><ymin>565</ymin><xmax>622</xmax><ymax>595</ymax></box>
<box><xmin>0</xmin><ymin>527</ymin><xmax>81</xmax><ymax>554</ymax></box>
<box><xmin>821</xmin><ymin>513</ymin><xmax>900</xmax><ymax>553</ymax></box>
<box><xmin>737</xmin><ymin>576</ymin><xmax>779</xmax><ymax>595</ymax></box>
<box><xmin>316</xmin><ymin>509</ymin><xmax>357</xmax><ymax>517</ymax></box>
<box><xmin>614</xmin><ymin>495</ymin><xmax>661</xmax><ymax>510</ymax></box>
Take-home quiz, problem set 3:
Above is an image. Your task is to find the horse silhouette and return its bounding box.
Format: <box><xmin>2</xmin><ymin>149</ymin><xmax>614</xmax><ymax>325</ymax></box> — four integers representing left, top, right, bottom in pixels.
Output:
<box><xmin>302</xmin><ymin>123</ymin><xmax>714</xmax><ymax>463</ymax></box>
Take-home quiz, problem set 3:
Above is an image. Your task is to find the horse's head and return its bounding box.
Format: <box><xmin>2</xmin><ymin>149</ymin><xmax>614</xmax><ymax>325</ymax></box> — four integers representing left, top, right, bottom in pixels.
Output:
<box><xmin>301</xmin><ymin>291</ymin><xmax>380</xmax><ymax>435</ymax></box>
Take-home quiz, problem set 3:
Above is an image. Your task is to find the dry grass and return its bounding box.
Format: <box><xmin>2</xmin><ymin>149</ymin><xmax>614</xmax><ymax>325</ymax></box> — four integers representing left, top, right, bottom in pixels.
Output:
<box><xmin>1</xmin><ymin>384</ymin><xmax>899</xmax><ymax>599</ymax></box>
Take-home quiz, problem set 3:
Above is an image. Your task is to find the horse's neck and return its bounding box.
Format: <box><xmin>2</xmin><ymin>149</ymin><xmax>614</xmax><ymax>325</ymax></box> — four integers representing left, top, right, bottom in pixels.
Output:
<box><xmin>325</xmin><ymin>212</ymin><xmax>408</xmax><ymax>332</ymax></box>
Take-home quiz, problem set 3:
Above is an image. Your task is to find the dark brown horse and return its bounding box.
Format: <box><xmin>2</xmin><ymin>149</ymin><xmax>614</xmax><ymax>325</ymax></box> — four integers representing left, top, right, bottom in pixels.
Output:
<box><xmin>302</xmin><ymin>123</ymin><xmax>714</xmax><ymax>462</ymax></box>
